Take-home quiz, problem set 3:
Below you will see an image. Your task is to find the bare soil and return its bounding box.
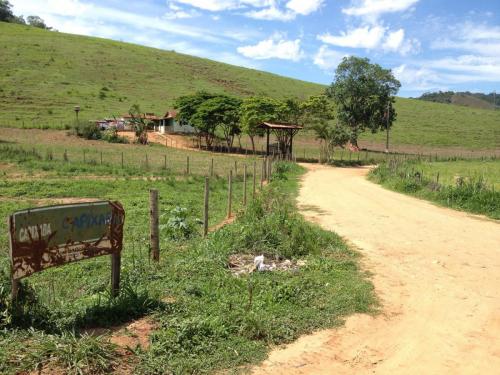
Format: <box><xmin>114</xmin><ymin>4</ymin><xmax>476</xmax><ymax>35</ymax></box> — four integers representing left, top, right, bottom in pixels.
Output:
<box><xmin>253</xmin><ymin>164</ymin><xmax>500</xmax><ymax>374</ymax></box>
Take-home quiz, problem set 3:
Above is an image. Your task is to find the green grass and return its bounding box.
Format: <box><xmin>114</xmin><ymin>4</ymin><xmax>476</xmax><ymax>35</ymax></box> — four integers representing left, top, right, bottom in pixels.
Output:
<box><xmin>0</xmin><ymin>137</ymin><xmax>375</xmax><ymax>373</ymax></box>
<box><xmin>369</xmin><ymin>158</ymin><xmax>500</xmax><ymax>220</ymax></box>
<box><xmin>1</xmin><ymin>22</ymin><xmax>499</xmax><ymax>153</ymax></box>
<box><xmin>0</xmin><ymin>22</ymin><xmax>322</xmax><ymax>127</ymax></box>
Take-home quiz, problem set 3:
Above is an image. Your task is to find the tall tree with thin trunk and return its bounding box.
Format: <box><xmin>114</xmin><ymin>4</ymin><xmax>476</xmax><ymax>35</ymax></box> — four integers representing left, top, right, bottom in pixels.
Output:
<box><xmin>327</xmin><ymin>56</ymin><xmax>400</xmax><ymax>149</ymax></box>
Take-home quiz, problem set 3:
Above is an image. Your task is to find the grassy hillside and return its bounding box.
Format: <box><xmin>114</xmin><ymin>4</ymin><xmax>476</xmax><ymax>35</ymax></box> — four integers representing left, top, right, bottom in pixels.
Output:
<box><xmin>1</xmin><ymin>22</ymin><xmax>499</xmax><ymax>151</ymax></box>
<box><xmin>0</xmin><ymin>22</ymin><xmax>323</xmax><ymax>125</ymax></box>
<box><xmin>359</xmin><ymin>97</ymin><xmax>500</xmax><ymax>150</ymax></box>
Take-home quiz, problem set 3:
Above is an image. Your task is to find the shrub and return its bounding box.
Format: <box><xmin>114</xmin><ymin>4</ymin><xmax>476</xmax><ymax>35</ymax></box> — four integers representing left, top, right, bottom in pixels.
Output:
<box><xmin>101</xmin><ymin>128</ymin><xmax>127</xmax><ymax>144</ymax></box>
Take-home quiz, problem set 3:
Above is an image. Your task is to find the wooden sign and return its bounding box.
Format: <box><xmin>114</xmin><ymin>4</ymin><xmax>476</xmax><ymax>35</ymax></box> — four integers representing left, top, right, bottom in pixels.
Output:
<box><xmin>8</xmin><ymin>201</ymin><xmax>125</xmax><ymax>299</ymax></box>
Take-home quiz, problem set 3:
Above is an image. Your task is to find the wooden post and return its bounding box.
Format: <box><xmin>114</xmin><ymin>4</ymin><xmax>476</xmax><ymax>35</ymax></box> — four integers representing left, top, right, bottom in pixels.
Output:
<box><xmin>211</xmin><ymin>158</ymin><xmax>214</xmax><ymax>177</ymax></box>
<box><xmin>234</xmin><ymin>160</ymin><xmax>238</xmax><ymax>176</ymax></box>
<box><xmin>100</xmin><ymin>152</ymin><xmax>103</xmax><ymax>165</ymax></box>
<box><xmin>253</xmin><ymin>161</ymin><xmax>256</xmax><ymax>199</ymax></box>
<box><xmin>164</xmin><ymin>154</ymin><xmax>167</xmax><ymax>170</ymax></box>
<box><xmin>436</xmin><ymin>172</ymin><xmax>440</xmax><ymax>184</ymax></box>
<box><xmin>83</xmin><ymin>150</ymin><xmax>86</xmax><ymax>163</ymax></box>
<box><xmin>186</xmin><ymin>156</ymin><xmax>190</xmax><ymax>174</ymax></box>
<box><xmin>111</xmin><ymin>252</ymin><xmax>121</xmax><ymax>297</ymax></box>
<box><xmin>243</xmin><ymin>164</ymin><xmax>247</xmax><ymax>206</ymax></box>
<box><xmin>121</xmin><ymin>152</ymin><xmax>124</xmax><ymax>168</ymax></box>
<box><xmin>145</xmin><ymin>153</ymin><xmax>149</xmax><ymax>169</ymax></box>
<box><xmin>150</xmin><ymin>189</ymin><xmax>160</xmax><ymax>262</ymax></box>
<box><xmin>8</xmin><ymin>216</ymin><xmax>19</xmax><ymax>301</ymax></box>
<box><xmin>227</xmin><ymin>170</ymin><xmax>232</xmax><ymax>218</ymax></box>
<box><xmin>203</xmin><ymin>177</ymin><xmax>209</xmax><ymax>237</ymax></box>
<box><xmin>263</xmin><ymin>158</ymin><xmax>267</xmax><ymax>181</ymax></box>
<box><xmin>261</xmin><ymin>160</ymin><xmax>264</xmax><ymax>188</ymax></box>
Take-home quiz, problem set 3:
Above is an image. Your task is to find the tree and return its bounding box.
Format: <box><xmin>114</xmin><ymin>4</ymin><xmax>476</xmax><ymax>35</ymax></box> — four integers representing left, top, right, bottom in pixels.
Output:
<box><xmin>189</xmin><ymin>95</ymin><xmax>242</xmax><ymax>149</ymax></box>
<box><xmin>128</xmin><ymin>104</ymin><xmax>148</xmax><ymax>145</ymax></box>
<box><xmin>327</xmin><ymin>56</ymin><xmax>400</xmax><ymax>149</ymax></box>
<box><xmin>0</xmin><ymin>0</ymin><xmax>14</xmax><ymax>22</ymax></box>
<box><xmin>27</xmin><ymin>15</ymin><xmax>50</xmax><ymax>29</ymax></box>
<box><xmin>279</xmin><ymin>97</ymin><xmax>304</xmax><ymax>125</ymax></box>
<box><xmin>239</xmin><ymin>96</ymin><xmax>282</xmax><ymax>153</ymax></box>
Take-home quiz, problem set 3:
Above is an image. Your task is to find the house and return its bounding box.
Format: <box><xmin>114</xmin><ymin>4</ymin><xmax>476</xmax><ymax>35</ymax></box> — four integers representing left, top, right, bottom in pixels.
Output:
<box><xmin>122</xmin><ymin>110</ymin><xmax>196</xmax><ymax>134</ymax></box>
<box><xmin>155</xmin><ymin>110</ymin><xmax>196</xmax><ymax>134</ymax></box>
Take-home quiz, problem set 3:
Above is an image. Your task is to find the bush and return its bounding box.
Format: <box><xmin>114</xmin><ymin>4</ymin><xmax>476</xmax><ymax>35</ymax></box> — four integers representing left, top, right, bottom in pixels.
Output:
<box><xmin>101</xmin><ymin>128</ymin><xmax>128</xmax><ymax>144</ymax></box>
<box><xmin>72</xmin><ymin>121</ymin><xmax>101</xmax><ymax>140</ymax></box>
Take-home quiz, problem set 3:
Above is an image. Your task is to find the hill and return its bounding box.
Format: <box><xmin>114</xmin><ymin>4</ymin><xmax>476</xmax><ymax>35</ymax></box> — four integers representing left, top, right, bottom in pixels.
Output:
<box><xmin>0</xmin><ymin>22</ymin><xmax>323</xmax><ymax>125</ymax></box>
<box><xmin>417</xmin><ymin>91</ymin><xmax>498</xmax><ymax>110</ymax></box>
<box><xmin>0</xmin><ymin>22</ymin><xmax>499</xmax><ymax>151</ymax></box>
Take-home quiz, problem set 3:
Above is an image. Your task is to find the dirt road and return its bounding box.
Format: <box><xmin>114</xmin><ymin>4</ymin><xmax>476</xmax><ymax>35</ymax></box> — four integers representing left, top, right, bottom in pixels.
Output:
<box><xmin>253</xmin><ymin>164</ymin><xmax>500</xmax><ymax>375</ymax></box>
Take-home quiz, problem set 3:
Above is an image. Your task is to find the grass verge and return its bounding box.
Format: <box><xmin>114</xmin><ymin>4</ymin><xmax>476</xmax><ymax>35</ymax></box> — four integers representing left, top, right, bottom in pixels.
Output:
<box><xmin>369</xmin><ymin>158</ymin><xmax>500</xmax><ymax>220</ymax></box>
<box><xmin>0</xmin><ymin>162</ymin><xmax>375</xmax><ymax>374</ymax></box>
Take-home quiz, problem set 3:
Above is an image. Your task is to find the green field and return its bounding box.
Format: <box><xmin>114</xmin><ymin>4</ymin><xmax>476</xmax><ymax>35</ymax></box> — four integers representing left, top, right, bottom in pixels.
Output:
<box><xmin>369</xmin><ymin>159</ymin><xmax>500</xmax><ymax>219</ymax></box>
<box><xmin>0</xmin><ymin>129</ymin><xmax>375</xmax><ymax>374</ymax></box>
<box><xmin>1</xmin><ymin>21</ymin><xmax>499</xmax><ymax>154</ymax></box>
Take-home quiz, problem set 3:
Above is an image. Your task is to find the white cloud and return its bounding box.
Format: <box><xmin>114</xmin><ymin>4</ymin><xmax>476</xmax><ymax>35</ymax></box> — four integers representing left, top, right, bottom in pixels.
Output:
<box><xmin>393</xmin><ymin>64</ymin><xmax>444</xmax><ymax>91</ymax></box>
<box><xmin>245</xmin><ymin>5</ymin><xmax>295</xmax><ymax>21</ymax></box>
<box><xmin>164</xmin><ymin>3</ymin><xmax>200</xmax><ymax>19</ymax></box>
<box><xmin>171</xmin><ymin>0</ymin><xmax>322</xmax><ymax>21</ymax></box>
<box><xmin>318</xmin><ymin>25</ymin><xmax>386</xmax><ymax>49</ymax></box>
<box><xmin>286</xmin><ymin>0</ymin><xmax>324</xmax><ymax>15</ymax></box>
<box><xmin>313</xmin><ymin>45</ymin><xmax>348</xmax><ymax>71</ymax></box>
<box><xmin>318</xmin><ymin>25</ymin><xmax>419</xmax><ymax>56</ymax></box>
<box><xmin>432</xmin><ymin>23</ymin><xmax>500</xmax><ymax>57</ymax></box>
<box><xmin>10</xmin><ymin>0</ymin><xmax>253</xmax><ymax>44</ymax></box>
<box><xmin>343</xmin><ymin>0</ymin><xmax>419</xmax><ymax>22</ymax></box>
<box><xmin>237</xmin><ymin>35</ymin><xmax>304</xmax><ymax>61</ymax></box>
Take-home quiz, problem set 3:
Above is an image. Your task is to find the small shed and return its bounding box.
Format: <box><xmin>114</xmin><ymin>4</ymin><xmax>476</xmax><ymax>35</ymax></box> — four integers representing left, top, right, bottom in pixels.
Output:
<box><xmin>259</xmin><ymin>122</ymin><xmax>303</xmax><ymax>158</ymax></box>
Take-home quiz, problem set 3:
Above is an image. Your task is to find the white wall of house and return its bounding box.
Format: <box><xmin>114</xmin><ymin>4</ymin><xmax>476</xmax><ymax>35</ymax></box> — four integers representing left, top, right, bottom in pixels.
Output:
<box><xmin>156</xmin><ymin>118</ymin><xmax>196</xmax><ymax>134</ymax></box>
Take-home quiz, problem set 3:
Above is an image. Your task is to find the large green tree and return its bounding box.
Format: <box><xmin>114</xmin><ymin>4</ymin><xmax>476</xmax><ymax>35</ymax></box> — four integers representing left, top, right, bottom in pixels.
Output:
<box><xmin>327</xmin><ymin>56</ymin><xmax>400</xmax><ymax>149</ymax></box>
<box><xmin>239</xmin><ymin>96</ymin><xmax>282</xmax><ymax>152</ymax></box>
<box><xmin>0</xmin><ymin>0</ymin><xmax>14</xmax><ymax>22</ymax></box>
<box><xmin>190</xmin><ymin>95</ymin><xmax>242</xmax><ymax>149</ymax></box>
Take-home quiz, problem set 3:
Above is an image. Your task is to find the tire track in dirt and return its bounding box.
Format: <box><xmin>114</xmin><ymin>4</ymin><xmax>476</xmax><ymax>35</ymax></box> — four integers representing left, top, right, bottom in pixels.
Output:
<box><xmin>252</xmin><ymin>164</ymin><xmax>500</xmax><ymax>375</ymax></box>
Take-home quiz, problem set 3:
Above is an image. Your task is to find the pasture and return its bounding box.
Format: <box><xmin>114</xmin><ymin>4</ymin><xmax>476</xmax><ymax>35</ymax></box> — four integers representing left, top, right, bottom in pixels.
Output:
<box><xmin>0</xmin><ymin>128</ymin><xmax>375</xmax><ymax>374</ymax></box>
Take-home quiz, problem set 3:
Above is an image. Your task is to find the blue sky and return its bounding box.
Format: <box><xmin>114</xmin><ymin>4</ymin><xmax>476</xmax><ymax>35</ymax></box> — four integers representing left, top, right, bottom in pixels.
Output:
<box><xmin>10</xmin><ymin>0</ymin><xmax>500</xmax><ymax>97</ymax></box>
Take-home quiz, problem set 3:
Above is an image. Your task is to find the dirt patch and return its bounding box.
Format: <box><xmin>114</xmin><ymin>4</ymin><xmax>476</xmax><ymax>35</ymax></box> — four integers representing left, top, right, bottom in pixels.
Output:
<box><xmin>252</xmin><ymin>164</ymin><xmax>500</xmax><ymax>374</ymax></box>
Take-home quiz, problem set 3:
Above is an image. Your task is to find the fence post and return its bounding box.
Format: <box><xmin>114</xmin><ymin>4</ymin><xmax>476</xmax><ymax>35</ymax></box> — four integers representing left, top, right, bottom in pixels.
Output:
<box><xmin>145</xmin><ymin>153</ymin><xmax>149</xmax><ymax>169</ymax></box>
<box><xmin>121</xmin><ymin>152</ymin><xmax>124</xmax><ymax>168</ymax></box>
<box><xmin>100</xmin><ymin>152</ymin><xmax>103</xmax><ymax>165</ymax></box>
<box><xmin>203</xmin><ymin>177</ymin><xmax>209</xmax><ymax>237</ymax></box>
<box><xmin>261</xmin><ymin>159</ymin><xmax>265</xmax><ymax>187</ymax></box>
<box><xmin>111</xmin><ymin>252</ymin><xmax>121</xmax><ymax>298</ymax></box>
<box><xmin>64</xmin><ymin>149</ymin><xmax>68</xmax><ymax>162</ymax></box>
<box><xmin>210</xmin><ymin>158</ymin><xmax>214</xmax><ymax>177</ymax></box>
<box><xmin>243</xmin><ymin>164</ymin><xmax>247</xmax><ymax>206</ymax></box>
<box><xmin>83</xmin><ymin>150</ymin><xmax>86</xmax><ymax>163</ymax></box>
<box><xmin>253</xmin><ymin>161</ymin><xmax>256</xmax><ymax>199</ymax></box>
<box><xmin>234</xmin><ymin>160</ymin><xmax>238</xmax><ymax>176</ymax></box>
<box><xmin>227</xmin><ymin>170</ymin><xmax>232</xmax><ymax>219</ymax></box>
<box><xmin>150</xmin><ymin>189</ymin><xmax>160</xmax><ymax>262</ymax></box>
<box><xmin>186</xmin><ymin>156</ymin><xmax>190</xmax><ymax>174</ymax></box>
<box><xmin>164</xmin><ymin>155</ymin><xmax>167</xmax><ymax>170</ymax></box>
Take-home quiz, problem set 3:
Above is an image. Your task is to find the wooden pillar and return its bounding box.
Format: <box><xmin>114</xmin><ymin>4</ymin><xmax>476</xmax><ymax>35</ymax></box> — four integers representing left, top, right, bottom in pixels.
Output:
<box><xmin>243</xmin><ymin>164</ymin><xmax>247</xmax><ymax>206</ymax></box>
<box><xmin>111</xmin><ymin>252</ymin><xmax>121</xmax><ymax>297</ymax></box>
<box><xmin>150</xmin><ymin>189</ymin><xmax>160</xmax><ymax>261</ymax></box>
<box><xmin>203</xmin><ymin>177</ymin><xmax>209</xmax><ymax>237</ymax></box>
<box><xmin>266</xmin><ymin>128</ymin><xmax>270</xmax><ymax>156</ymax></box>
<box><xmin>227</xmin><ymin>170</ymin><xmax>233</xmax><ymax>218</ymax></box>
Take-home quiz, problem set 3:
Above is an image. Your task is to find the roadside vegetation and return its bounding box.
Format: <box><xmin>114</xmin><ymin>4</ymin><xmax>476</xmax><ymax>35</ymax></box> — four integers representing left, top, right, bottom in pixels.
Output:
<box><xmin>0</xmin><ymin>133</ymin><xmax>375</xmax><ymax>373</ymax></box>
<box><xmin>369</xmin><ymin>158</ymin><xmax>500</xmax><ymax>220</ymax></box>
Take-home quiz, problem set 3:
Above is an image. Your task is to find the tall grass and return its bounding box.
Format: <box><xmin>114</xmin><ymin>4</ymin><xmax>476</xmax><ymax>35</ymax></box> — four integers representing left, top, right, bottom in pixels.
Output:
<box><xmin>369</xmin><ymin>159</ymin><xmax>500</xmax><ymax>219</ymax></box>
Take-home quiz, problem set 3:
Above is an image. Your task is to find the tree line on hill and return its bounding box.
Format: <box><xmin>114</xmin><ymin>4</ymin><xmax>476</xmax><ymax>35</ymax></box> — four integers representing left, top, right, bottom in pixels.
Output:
<box><xmin>0</xmin><ymin>0</ymin><xmax>51</xmax><ymax>29</ymax></box>
<box><xmin>173</xmin><ymin>56</ymin><xmax>400</xmax><ymax>157</ymax></box>
<box><xmin>418</xmin><ymin>91</ymin><xmax>499</xmax><ymax>107</ymax></box>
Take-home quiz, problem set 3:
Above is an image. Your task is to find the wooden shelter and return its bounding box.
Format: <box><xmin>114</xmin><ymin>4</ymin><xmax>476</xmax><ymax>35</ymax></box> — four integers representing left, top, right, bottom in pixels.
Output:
<box><xmin>259</xmin><ymin>122</ymin><xmax>303</xmax><ymax>158</ymax></box>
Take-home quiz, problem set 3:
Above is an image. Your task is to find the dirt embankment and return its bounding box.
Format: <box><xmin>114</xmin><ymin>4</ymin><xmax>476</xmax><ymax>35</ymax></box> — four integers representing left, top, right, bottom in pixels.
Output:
<box><xmin>253</xmin><ymin>164</ymin><xmax>500</xmax><ymax>375</ymax></box>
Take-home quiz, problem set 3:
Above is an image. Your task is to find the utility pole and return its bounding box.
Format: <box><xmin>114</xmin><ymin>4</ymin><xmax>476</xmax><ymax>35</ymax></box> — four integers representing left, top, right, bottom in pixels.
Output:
<box><xmin>385</xmin><ymin>101</ymin><xmax>391</xmax><ymax>153</ymax></box>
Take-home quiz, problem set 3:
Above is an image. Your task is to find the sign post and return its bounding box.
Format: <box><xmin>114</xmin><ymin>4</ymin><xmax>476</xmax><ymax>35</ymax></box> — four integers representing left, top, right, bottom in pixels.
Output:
<box><xmin>8</xmin><ymin>201</ymin><xmax>125</xmax><ymax>300</ymax></box>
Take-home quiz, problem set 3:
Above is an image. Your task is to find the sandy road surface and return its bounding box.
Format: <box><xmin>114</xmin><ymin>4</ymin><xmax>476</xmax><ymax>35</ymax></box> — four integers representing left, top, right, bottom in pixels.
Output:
<box><xmin>253</xmin><ymin>164</ymin><xmax>500</xmax><ymax>375</ymax></box>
